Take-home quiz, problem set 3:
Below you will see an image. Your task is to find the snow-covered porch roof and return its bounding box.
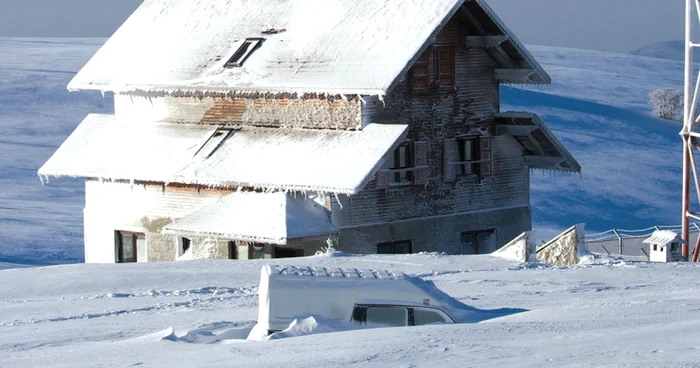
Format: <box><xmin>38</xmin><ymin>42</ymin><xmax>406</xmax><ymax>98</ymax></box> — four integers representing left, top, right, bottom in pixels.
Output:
<box><xmin>162</xmin><ymin>191</ymin><xmax>336</xmax><ymax>245</ymax></box>
<box><xmin>67</xmin><ymin>0</ymin><xmax>548</xmax><ymax>95</ymax></box>
<box><xmin>38</xmin><ymin>114</ymin><xmax>408</xmax><ymax>194</ymax></box>
<box><xmin>494</xmin><ymin>112</ymin><xmax>581</xmax><ymax>173</ymax></box>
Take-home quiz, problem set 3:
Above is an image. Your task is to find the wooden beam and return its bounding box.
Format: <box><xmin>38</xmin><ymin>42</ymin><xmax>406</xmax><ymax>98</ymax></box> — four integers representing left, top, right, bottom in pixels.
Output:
<box><xmin>524</xmin><ymin>155</ymin><xmax>565</xmax><ymax>169</ymax></box>
<box><xmin>494</xmin><ymin>69</ymin><xmax>537</xmax><ymax>82</ymax></box>
<box><xmin>465</xmin><ymin>35</ymin><xmax>510</xmax><ymax>48</ymax></box>
<box><xmin>495</xmin><ymin>125</ymin><xmax>538</xmax><ymax>136</ymax></box>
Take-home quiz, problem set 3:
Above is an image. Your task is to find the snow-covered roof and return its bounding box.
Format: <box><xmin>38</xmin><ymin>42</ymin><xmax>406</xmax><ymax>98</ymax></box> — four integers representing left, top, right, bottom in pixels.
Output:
<box><xmin>495</xmin><ymin>112</ymin><xmax>581</xmax><ymax>172</ymax></box>
<box><xmin>68</xmin><ymin>0</ymin><xmax>549</xmax><ymax>95</ymax></box>
<box><xmin>268</xmin><ymin>265</ymin><xmax>407</xmax><ymax>280</ymax></box>
<box><xmin>162</xmin><ymin>192</ymin><xmax>336</xmax><ymax>245</ymax></box>
<box><xmin>38</xmin><ymin>114</ymin><xmax>408</xmax><ymax>194</ymax></box>
<box><xmin>643</xmin><ymin>230</ymin><xmax>680</xmax><ymax>246</ymax></box>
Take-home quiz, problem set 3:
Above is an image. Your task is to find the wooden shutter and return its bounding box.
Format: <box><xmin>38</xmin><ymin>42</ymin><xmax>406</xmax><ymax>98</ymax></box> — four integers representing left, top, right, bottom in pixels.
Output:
<box><xmin>444</xmin><ymin>139</ymin><xmax>458</xmax><ymax>183</ymax></box>
<box><xmin>480</xmin><ymin>137</ymin><xmax>492</xmax><ymax>178</ymax></box>
<box><xmin>410</xmin><ymin>50</ymin><xmax>430</xmax><ymax>94</ymax></box>
<box><xmin>436</xmin><ymin>46</ymin><xmax>455</xmax><ymax>89</ymax></box>
<box><xmin>413</xmin><ymin>141</ymin><xmax>428</xmax><ymax>185</ymax></box>
<box><xmin>375</xmin><ymin>170</ymin><xmax>390</xmax><ymax>189</ymax></box>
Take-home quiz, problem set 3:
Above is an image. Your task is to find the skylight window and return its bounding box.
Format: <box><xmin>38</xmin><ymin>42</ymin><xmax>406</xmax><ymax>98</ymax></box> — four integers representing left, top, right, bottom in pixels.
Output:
<box><xmin>195</xmin><ymin>128</ymin><xmax>234</xmax><ymax>159</ymax></box>
<box><xmin>225</xmin><ymin>38</ymin><xmax>263</xmax><ymax>68</ymax></box>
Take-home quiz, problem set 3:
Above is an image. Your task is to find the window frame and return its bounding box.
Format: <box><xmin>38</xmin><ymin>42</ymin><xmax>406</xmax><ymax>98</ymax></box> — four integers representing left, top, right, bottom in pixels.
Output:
<box><xmin>115</xmin><ymin>231</ymin><xmax>144</xmax><ymax>263</ymax></box>
<box><xmin>389</xmin><ymin>142</ymin><xmax>414</xmax><ymax>184</ymax></box>
<box><xmin>352</xmin><ymin>304</ymin><xmax>456</xmax><ymax>326</ymax></box>
<box><xmin>457</xmin><ymin>136</ymin><xmax>480</xmax><ymax>176</ymax></box>
<box><xmin>230</xmin><ymin>242</ymin><xmax>267</xmax><ymax>260</ymax></box>
<box><xmin>376</xmin><ymin>240</ymin><xmax>413</xmax><ymax>254</ymax></box>
<box><xmin>409</xmin><ymin>50</ymin><xmax>430</xmax><ymax>95</ymax></box>
<box><xmin>225</xmin><ymin>38</ymin><xmax>264</xmax><ymax>68</ymax></box>
<box><xmin>435</xmin><ymin>45</ymin><xmax>456</xmax><ymax>90</ymax></box>
<box><xmin>194</xmin><ymin>128</ymin><xmax>235</xmax><ymax>159</ymax></box>
<box><xmin>376</xmin><ymin>141</ymin><xmax>428</xmax><ymax>188</ymax></box>
<box><xmin>460</xmin><ymin>229</ymin><xmax>495</xmax><ymax>255</ymax></box>
<box><xmin>178</xmin><ymin>237</ymin><xmax>192</xmax><ymax>257</ymax></box>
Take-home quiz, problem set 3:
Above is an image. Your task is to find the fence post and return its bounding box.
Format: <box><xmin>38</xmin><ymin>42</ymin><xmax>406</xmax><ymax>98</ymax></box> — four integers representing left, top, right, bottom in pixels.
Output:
<box><xmin>612</xmin><ymin>229</ymin><xmax>623</xmax><ymax>255</ymax></box>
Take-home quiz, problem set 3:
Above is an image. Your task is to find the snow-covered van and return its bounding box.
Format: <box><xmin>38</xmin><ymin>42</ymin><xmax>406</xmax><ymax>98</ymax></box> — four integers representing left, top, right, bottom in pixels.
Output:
<box><xmin>250</xmin><ymin>265</ymin><xmax>477</xmax><ymax>336</ymax></box>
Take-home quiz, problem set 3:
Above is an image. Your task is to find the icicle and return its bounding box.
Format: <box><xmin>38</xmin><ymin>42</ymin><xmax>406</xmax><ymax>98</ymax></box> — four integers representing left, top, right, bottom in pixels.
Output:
<box><xmin>100</xmin><ymin>89</ymin><xmax>105</xmax><ymax>98</ymax></box>
<box><xmin>333</xmin><ymin>192</ymin><xmax>343</xmax><ymax>209</ymax></box>
<box><xmin>38</xmin><ymin>174</ymin><xmax>46</xmax><ymax>185</ymax></box>
<box><xmin>377</xmin><ymin>94</ymin><xmax>386</xmax><ymax>107</ymax></box>
<box><xmin>340</xmin><ymin>94</ymin><xmax>348</xmax><ymax>102</ymax></box>
<box><xmin>356</xmin><ymin>94</ymin><xmax>367</xmax><ymax>105</ymax></box>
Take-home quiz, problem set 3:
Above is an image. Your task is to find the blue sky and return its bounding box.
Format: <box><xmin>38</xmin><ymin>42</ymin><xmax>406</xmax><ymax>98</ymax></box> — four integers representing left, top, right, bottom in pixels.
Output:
<box><xmin>0</xmin><ymin>0</ymin><xmax>685</xmax><ymax>53</ymax></box>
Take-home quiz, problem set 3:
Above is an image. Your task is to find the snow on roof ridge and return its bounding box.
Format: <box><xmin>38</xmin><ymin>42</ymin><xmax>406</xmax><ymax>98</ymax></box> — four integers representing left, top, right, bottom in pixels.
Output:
<box><xmin>271</xmin><ymin>265</ymin><xmax>407</xmax><ymax>280</ymax></box>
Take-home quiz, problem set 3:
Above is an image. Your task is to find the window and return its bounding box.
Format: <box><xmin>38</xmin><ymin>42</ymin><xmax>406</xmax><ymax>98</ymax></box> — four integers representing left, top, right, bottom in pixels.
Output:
<box><xmin>410</xmin><ymin>50</ymin><xmax>430</xmax><ymax>94</ymax></box>
<box><xmin>194</xmin><ymin>128</ymin><xmax>234</xmax><ymax>159</ymax></box>
<box><xmin>115</xmin><ymin>231</ymin><xmax>145</xmax><ymax>263</ymax></box>
<box><xmin>409</xmin><ymin>46</ymin><xmax>456</xmax><ymax>94</ymax></box>
<box><xmin>390</xmin><ymin>143</ymin><xmax>414</xmax><ymax>184</ymax></box>
<box><xmin>352</xmin><ymin>305</ymin><xmax>454</xmax><ymax>327</ymax></box>
<box><xmin>232</xmin><ymin>242</ymin><xmax>266</xmax><ymax>260</ymax></box>
<box><xmin>365</xmin><ymin>307</ymin><xmax>408</xmax><ymax>327</ymax></box>
<box><xmin>460</xmin><ymin>230</ymin><xmax>494</xmax><ymax>255</ymax></box>
<box><xmin>225</xmin><ymin>38</ymin><xmax>263</xmax><ymax>68</ymax></box>
<box><xmin>377</xmin><ymin>240</ymin><xmax>413</xmax><ymax>254</ymax></box>
<box><xmin>274</xmin><ymin>247</ymin><xmax>304</xmax><ymax>258</ymax></box>
<box><xmin>436</xmin><ymin>46</ymin><xmax>455</xmax><ymax>89</ymax></box>
<box><xmin>444</xmin><ymin>136</ymin><xmax>492</xmax><ymax>182</ymax></box>
<box><xmin>413</xmin><ymin>307</ymin><xmax>450</xmax><ymax>325</ymax></box>
<box><xmin>458</xmin><ymin>137</ymin><xmax>479</xmax><ymax>176</ymax></box>
<box><xmin>376</xmin><ymin>141</ymin><xmax>428</xmax><ymax>188</ymax></box>
<box><xmin>178</xmin><ymin>237</ymin><xmax>191</xmax><ymax>257</ymax></box>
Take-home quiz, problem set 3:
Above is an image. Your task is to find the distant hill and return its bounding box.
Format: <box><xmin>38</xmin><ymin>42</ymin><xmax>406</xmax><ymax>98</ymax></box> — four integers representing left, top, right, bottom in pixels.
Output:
<box><xmin>630</xmin><ymin>40</ymin><xmax>700</xmax><ymax>61</ymax></box>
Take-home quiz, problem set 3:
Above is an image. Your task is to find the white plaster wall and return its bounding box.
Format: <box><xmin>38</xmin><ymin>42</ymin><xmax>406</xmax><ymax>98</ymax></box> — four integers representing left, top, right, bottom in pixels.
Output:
<box><xmin>114</xmin><ymin>94</ymin><xmax>216</xmax><ymax>123</ymax></box>
<box><xmin>83</xmin><ymin>180</ymin><xmax>232</xmax><ymax>263</ymax></box>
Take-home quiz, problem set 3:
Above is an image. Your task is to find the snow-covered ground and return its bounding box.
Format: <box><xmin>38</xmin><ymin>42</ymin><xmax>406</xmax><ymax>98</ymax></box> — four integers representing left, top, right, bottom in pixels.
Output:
<box><xmin>0</xmin><ymin>38</ymin><xmax>697</xmax><ymax>366</ymax></box>
<box><xmin>3</xmin><ymin>254</ymin><xmax>700</xmax><ymax>367</ymax></box>
<box><xmin>505</xmin><ymin>46</ymin><xmax>684</xmax><ymax>238</ymax></box>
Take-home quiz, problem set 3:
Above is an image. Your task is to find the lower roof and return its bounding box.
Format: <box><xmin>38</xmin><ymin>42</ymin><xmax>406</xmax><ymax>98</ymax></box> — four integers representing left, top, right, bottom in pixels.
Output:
<box><xmin>38</xmin><ymin>114</ymin><xmax>408</xmax><ymax>194</ymax></box>
<box><xmin>494</xmin><ymin>112</ymin><xmax>581</xmax><ymax>172</ymax></box>
<box><xmin>162</xmin><ymin>191</ymin><xmax>336</xmax><ymax>245</ymax></box>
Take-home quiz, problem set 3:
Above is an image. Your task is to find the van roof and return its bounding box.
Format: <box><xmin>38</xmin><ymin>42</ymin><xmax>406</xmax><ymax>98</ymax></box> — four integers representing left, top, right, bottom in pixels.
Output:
<box><xmin>264</xmin><ymin>264</ymin><xmax>407</xmax><ymax>280</ymax></box>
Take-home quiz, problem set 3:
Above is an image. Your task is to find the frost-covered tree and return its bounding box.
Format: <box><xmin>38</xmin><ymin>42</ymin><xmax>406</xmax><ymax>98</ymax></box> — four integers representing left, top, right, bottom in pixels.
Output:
<box><xmin>649</xmin><ymin>88</ymin><xmax>683</xmax><ymax>121</ymax></box>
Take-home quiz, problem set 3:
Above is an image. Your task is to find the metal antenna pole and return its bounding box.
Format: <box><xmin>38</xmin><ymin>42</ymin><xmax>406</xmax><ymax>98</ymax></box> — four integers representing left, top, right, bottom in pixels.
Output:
<box><xmin>682</xmin><ymin>0</ymin><xmax>693</xmax><ymax>260</ymax></box>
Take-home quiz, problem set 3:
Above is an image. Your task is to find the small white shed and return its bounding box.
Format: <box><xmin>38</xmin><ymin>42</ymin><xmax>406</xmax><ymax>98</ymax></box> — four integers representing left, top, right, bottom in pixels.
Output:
<box><xmin>643</xmin><ymin>230</ymin><xmax>682</xmax><ymax>263</ymax></box>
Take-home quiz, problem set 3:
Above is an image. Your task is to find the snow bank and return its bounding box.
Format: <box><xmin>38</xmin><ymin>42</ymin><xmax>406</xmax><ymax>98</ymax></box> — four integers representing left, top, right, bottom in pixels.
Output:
<box><xmin>260</xmin><ymin>315</ymin><xmax>346</xmax><ymax>341</ymax></box>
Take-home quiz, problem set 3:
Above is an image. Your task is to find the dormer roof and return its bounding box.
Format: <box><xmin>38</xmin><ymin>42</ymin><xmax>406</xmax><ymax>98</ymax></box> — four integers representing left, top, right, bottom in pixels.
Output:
<box><xmin>68</xmin><ymin>0</ymin><xmax>549</xmax><ymax>95</ymax></box>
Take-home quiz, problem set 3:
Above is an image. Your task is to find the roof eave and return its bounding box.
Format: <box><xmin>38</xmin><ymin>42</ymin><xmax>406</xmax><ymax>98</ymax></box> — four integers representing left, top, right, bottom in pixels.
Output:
<box><xmin>66</xmin><ymin>81</ymin><xmax>389</xmax><ymax>97</ymax></box>
<box><xmin>473</xmin><ymin>0</ymin><xmax>551</xmax><ymax>85</ymax></box>
<box><xmin>495</xmin><ymin>111</ymin><xmax>581</xmax><ymax>173</ymax></box>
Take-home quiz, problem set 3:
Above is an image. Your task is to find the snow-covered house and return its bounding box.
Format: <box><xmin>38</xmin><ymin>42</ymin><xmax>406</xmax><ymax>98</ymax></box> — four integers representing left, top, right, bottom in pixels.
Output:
<box><xmin>39</xmin><ymin>0</ymin><xmax>580</xmax><ymax>263</ymax></box>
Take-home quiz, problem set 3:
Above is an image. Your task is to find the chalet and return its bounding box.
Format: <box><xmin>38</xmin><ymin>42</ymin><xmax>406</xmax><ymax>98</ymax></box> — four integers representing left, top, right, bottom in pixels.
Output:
<box><xmin>39</xmin><ymin>0</ymin><xmax>580</xmax><ymax>263</ymax></box>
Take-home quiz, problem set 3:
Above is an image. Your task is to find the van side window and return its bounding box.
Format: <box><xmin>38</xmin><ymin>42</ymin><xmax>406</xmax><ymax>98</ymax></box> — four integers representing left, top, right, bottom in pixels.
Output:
<box><xmin>413</xmin><ymin>307</ymin><xmax>449</xmax><ymax>325</ymax></box>
<box><xmin>365</xmin><ymin>307</ymin><xmax>408</xmax><ymax>327</ymax></box>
